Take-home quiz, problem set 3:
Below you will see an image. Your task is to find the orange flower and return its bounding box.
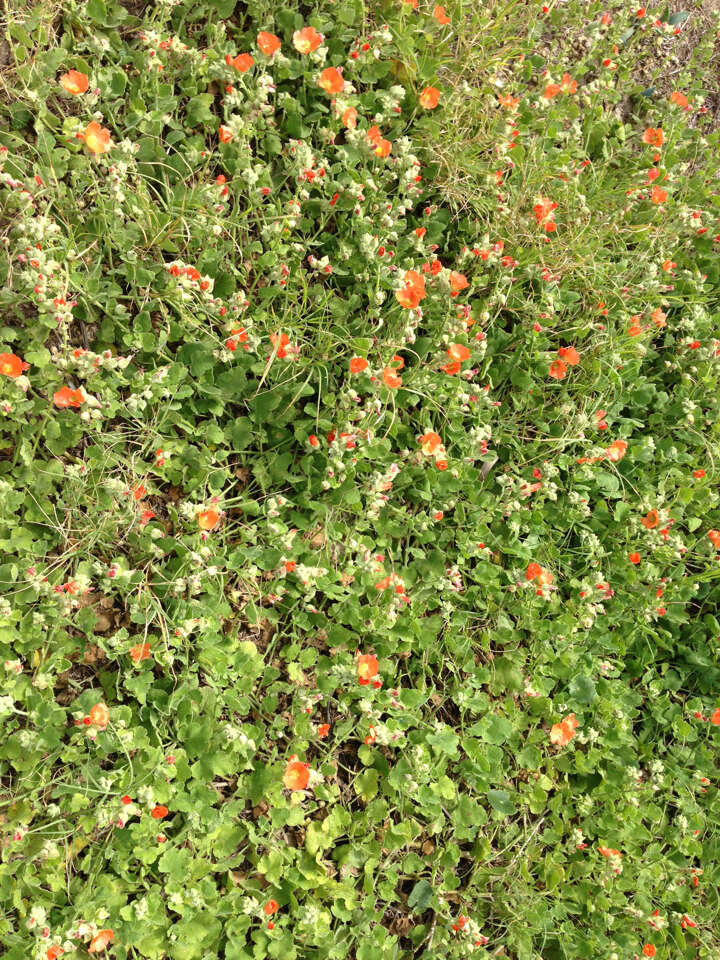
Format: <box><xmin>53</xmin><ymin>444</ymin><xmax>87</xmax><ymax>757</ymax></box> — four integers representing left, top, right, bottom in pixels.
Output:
<box><xmin>366</xmin><ymin>126</ymin><xmax>391</xmax><ymax>155</ymax></box>
<box><xmin>0</xmin><ymin>352</ymin><xmax>29</xmax><ymax>378</ymax></box>
<box><xmin>642</xmin><ymin>946</ymin><xmax>656</xmax><ymax>958</ymax></box>
<box><xmin>349</xmin><ymin>357</ymin><xmax>369</xmax><ymax>374</ymax></box>
<box><xmin>89</xmin><ymin>702</ymin><xmax>109</xmax><ymax>727</ymax></box>
<box><xmin>604</xmin><ymin>439</ymin><xmax>627</xmax><ymax>462</ymax></box>
<box><xmin>670</xmin><ymin>91</ymin><xmax>689</xmax><ymax>107</ymax></box>
<box><xmin>642</xmin><ymin>127</ymin><xmax>664</xmax><ymax>147</ymax></box>
<box><xmin>550</xmin><ymin>713</ymin><xmax>578</xmax><ymax>746</ymax></box>
<box><xmin>641</xmin><ymin>509</ymin><xmax>659</xmax><ymax>529</ymax></box>
<box><xmin>270</xmin><ymin>331</ymin><xmax>291</xmax><ymax>357</ymax></box>
<box><xmin>543</xmin><ymin>74</ymin><xmax>576</xmax><ymax>99</ymax></box>
<box><xmin>395</xmin><ymin>269</ymin><xmax>426</xmax><ymax>308</ymax></box>
<box><xmin>419</xmin><ymin>86</ymin><xmax>441</xmax><ymax>109</ymax></box>
<box><xmin>225</xmin><ymin>327</ymin><xmax>248</xmax><ymax>352</ymax></box>
<box><xmin>197</xmin><ymin>509</ymin><xmax>220</xmax><ymax>531</ymax></box>
<box><xmin>382</xmin><ymin>366</ymin><xmax>402</xmax><ymax>389</ymax></box>
<box><xmin>433</xmin><ymin>4</ymin><xmax>451</xmax><ymax>24</ymax></box>
<box><xmin>357</xmin><ymin>653</ymin><xmax>379</xmax><ymax>685</ymax></box>
<box><xmin>317</xmin><ymin>723</ymin><xmax>331</xmax><ymax>738</ymax></box>
<box><xmin>129</xmin><ymin>642</ymin><xmax>151</xmax><ymax>663</ymax></box>
<box><xmin>598</xmin><ymin>846</ymin><xmax>621</xmax><ymax>858</ymax></box>
<box><xmin>558</xmin><ymin>346</ymin><xmax>580</xmax><ymax>366</ymax></box>
<box><xmin>711</xmin><ymin>708</ymin><xmax>720</xmax><ymax>725</ymax></box>
<box><xmin>283</xmin><ymin>759</ymin><xmax>310</xmax><ymax>790</ymax></box>
<box><xmin>342</xmin><ymin>107</ymin><xmax>358</xmax><ymax>129</ymax></box>
<box><xmin>219</xmin><ymin>125</ymin><xmax>233</xmax><ymax>143</ymax></box>
<box><xmin>425</xmin><ymin>259</ymin><xmax>443</xmax><ymax>276</ymax></box>
<box><xmin>628</xmin><ymin>316</ymin><xmax>643</xmax><ymax>337</ymax></box>
<box><xmin>47</xmin><ymin>947</ymin><xmax>64</xmax><ymax>960</ymax></box>
<box><xmin>533</xmin><ymin>197</ymin><xmax>558</xmax><ymax>227</ymax></box>
<box><xmin>293</xmin><ymin>26</ymin><xmax>323</xmax><ymax>54</ymax></box>
<box><xmin>709</xmin><ymin>530</ymin><xmax>720</xmax><ymax>550</ymax></box>
<box><xmin>449</xmin><ymin>271</ymin><xmax>469</xmax><ymax>296</ymax></box>
<box><xmin>497</xmin><ymin>93</ymin><xmax>520</xmax><ymax>110</ymax></box>
<box><xmin>420</xmin><ymin>431</ymin><xmax>443</xmax><ymax>455</ymax></box>
<box><xmin>53</xmin><ymin>386</ymin><xmax>85</xmax><ymax>408</ymax></box>
<box><xmin>151</xmin><ymin>804</ymin><xmax>168</xmax><ymax>819</ymax></box>
<box><xmin>628</xmin><ymin>552</ymin><xmax>641</xmax><ymax>564</ymax></box>
<box><xmin>651</xmin><ymin>185</ymin><xmax>668</xmax><ymax>204</ymax></box>
<box><xmin>526</xmin><ymin>562</ymin><xmax>553</xmax><ymax>586</ymax></box>
<box><xmin>549</xmin><ymin>359</ymin><xmax>567</xmax><ymax>380</ymax></box>
<box><xmin>447</xmin><ymin>343</ymin><xmax>470</xmax><ymax>362</ymax></box>
<box><xmin>88</xmin><ymin>930</ymin><xmax>114</xmax><ymax>954</ymax></box>
<box><xmin>264</xmin><ymin>900</ymin><xmax>279</xmax><ymax>916</ymax></box>
<box><xmin>319</xmin><ymin>67</ymin><xmax>344</xmax><ymax>94</ymax></box>
<box><xmin>226</xmin><ymin>53</ymin><xmax>254</xmax><ymax>72</ymax></box>
<box><xmin>60</xmin><ymin>69</ymin><xmax>89</xmax><ymax>95</ymax></box>
<box><xmin>257</xmin><ymin>32</ymin><xmax>281</xmax><ymax>56</ymax></box>
<box><xmin>81</xmin><ymin>121</ymin><xmax>111</xmax><ymax>155</ymax></box>
<box><xmin>650</xmin><ymin>308</ymin><xmax>666</xmax><ymax>328</ymax></box>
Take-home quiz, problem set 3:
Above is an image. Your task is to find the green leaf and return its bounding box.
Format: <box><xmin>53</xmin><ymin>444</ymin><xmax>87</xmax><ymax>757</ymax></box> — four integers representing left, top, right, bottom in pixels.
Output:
<box><xmin>426</xmin><ymin>727</ymin><xmax>459</xmax><ymax>755</ymax></box>
<box><xmin>209</xmin><ymin>0</ymin><xmax>236</xmax><ymax>16</ymax></box>
<box><xmin>252</xmin><ymin>390</ymin><xmax>282</xmax><ymax>422</ymax></box>
<box><xmin>185</xmin><ymin>95</ymin><xmax>215</xmax><ymax>127</ymax></box>
<box><xmin>24</xmin><ymin>347</ymin><xmax>51</xmax><ymax>368</ymax></box>
<box><xmin>569</xmin><ymin>675</ymin><xmax>597</xmax><ymax>705</ymax></box>
<box><xmin>477</xmin><ymin>714</ymin><xmax>514</xmax><ymax>745</ymax></box>
<box><xmin>518</xmin><ymin>746</ymin><xmax>542</xmax><ymax>770</ymax></box>
<box><xmin>595</xmin><ymin>470</ymin><xmax>620</xmax><ymax>496</ymax></box>
<box><xmin>158</xmin><ymin>847</ymin><xmax>192</xmax><ymax>882</ymax></box>
<box><xmin>614</xmin><ymin>502</ymin><xmax>630</xmax><ymax>522</ymax></box>
<box><xmin>305</xmin><ymin>821</ymin><xmax>326</xmax><ymax>856</ymax></box>
<box><xmin>487</xmin><ymin>789</ymin><xmax>515</xmax><ymax>816</ymax></box>
<box><xmin>249</xmin><ymin>764</ymin><xmax>273</xmax><ymax>805</ymax></box>
<box><xmin>86</xmin><ymin>0</ymin><xmax>107</xmax><ymax>22</ymax></box>
<box><xmin>109</xmin><ymin>70</ymin><xmax>127</xmax><ymax>97</ymax></box>
<box><xmin>407</xmin><ymin>879</ymin><xmax>433</xmax><ymax>913</ymax></box>
<box><xmin>354</xmin><ymin>768</ymin><xmax>379</xmax><ymax>802</ymax></box>
<box><xmin>338</xmin><ymin>0</ymin><xmax>361</xmax><ymax>25</ymax></box>
<box><xmin>8</xmin><ymin>23</ymin><xmax>32</xmax><ymax>47</ymax></box>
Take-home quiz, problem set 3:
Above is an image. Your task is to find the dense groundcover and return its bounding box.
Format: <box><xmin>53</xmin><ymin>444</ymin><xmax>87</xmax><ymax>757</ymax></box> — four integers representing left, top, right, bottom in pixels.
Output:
<box><xmin>1</xmin><ymin>0</ymin><xmax>720</xmax><ymax>957</ymax></box>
